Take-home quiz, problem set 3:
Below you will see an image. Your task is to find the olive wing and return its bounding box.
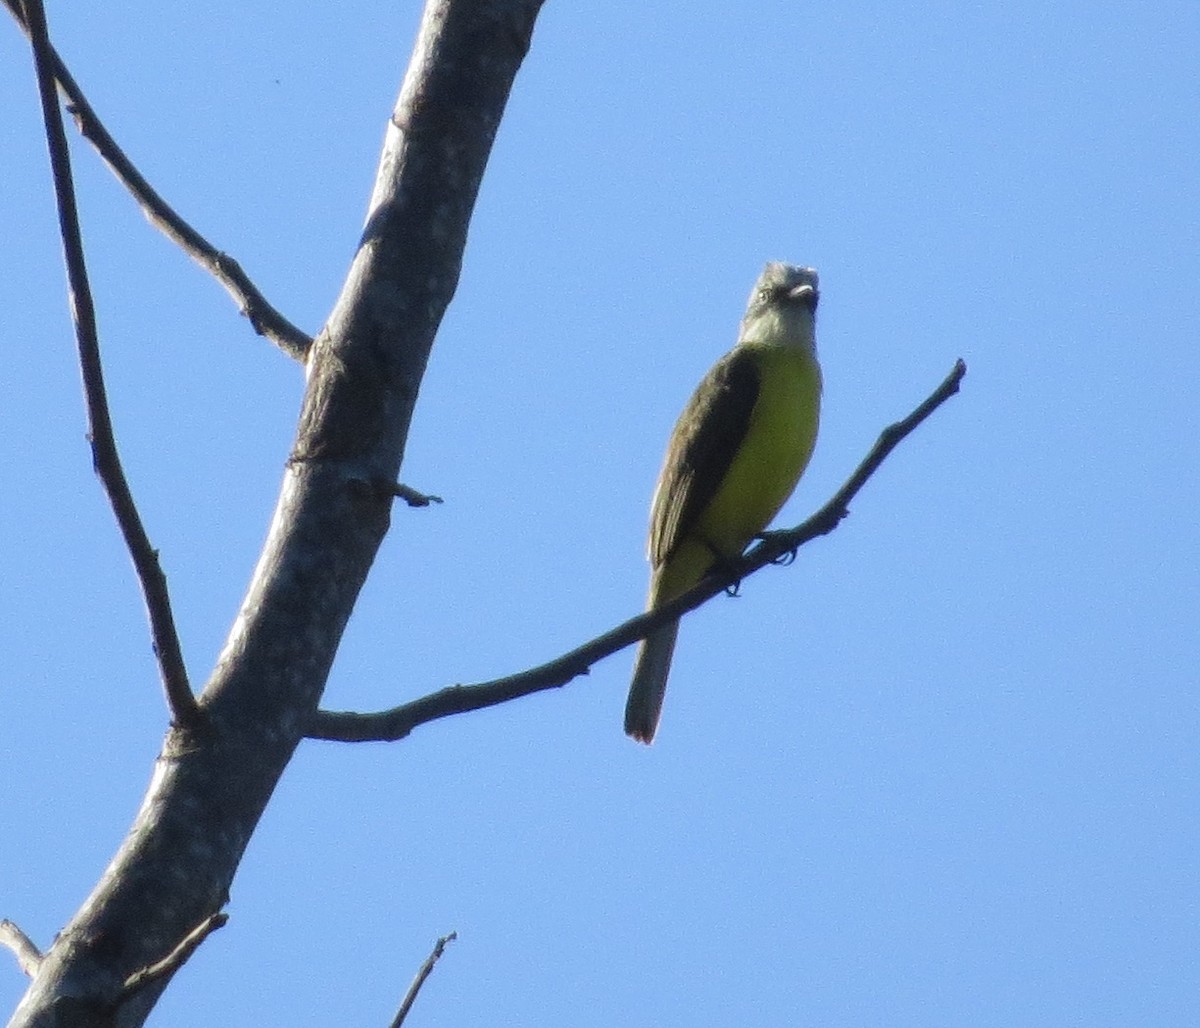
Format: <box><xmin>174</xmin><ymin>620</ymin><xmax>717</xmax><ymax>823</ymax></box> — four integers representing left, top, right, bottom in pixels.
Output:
<box><xmin>648</xmin><ymin>347</ymin><xmax>761</xmax><ymax>567</ymax></box>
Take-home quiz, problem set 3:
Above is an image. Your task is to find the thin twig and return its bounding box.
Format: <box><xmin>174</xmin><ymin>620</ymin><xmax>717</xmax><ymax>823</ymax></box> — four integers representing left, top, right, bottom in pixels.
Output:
<box><xmin>389</xmin><ymin>932</ymin><xmax>457</xmax><ymax>1028</ymax></box>
<box><xmin>386</xmin><ymin>482</ymin><xmax>444</xmax><ymax>508</ymax></box>
<box><xmin>121</xmin><ymin>913</ymin><xmax>228</xmax><ymax>998</ymax></box>
<box><xmin>0</xmin><ymin>920</ymin><xmax>43</xmax><ymax>978</ymax></box>
<box><xmin>2</xmin><ymin>0</ymin><xmax>311</xmax><ymax>361</ymax></box>
<box><xmin>23</xmin><ymin>0</ymin><xmax>204</xmax><ymax>730</ymax></box>
<box><xmin>307</xmin><ymin>359</ymin><xmax>967</xmax><ymax>742</ymax></box>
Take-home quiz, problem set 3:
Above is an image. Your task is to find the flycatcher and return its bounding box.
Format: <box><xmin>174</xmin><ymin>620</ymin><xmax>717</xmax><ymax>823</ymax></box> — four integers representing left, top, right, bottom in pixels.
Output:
<box><xmin>624</xmin><ymin>262</ymin><xmax>822</xmax><ymax>743</ymax></box>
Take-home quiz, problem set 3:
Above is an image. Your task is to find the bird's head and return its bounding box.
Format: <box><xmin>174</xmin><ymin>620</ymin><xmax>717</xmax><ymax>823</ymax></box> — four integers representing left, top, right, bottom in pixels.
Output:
<box><xmin>739</xmin><ymin>263</ymin><xmax>819</xmax><ymax>347</ymax></box>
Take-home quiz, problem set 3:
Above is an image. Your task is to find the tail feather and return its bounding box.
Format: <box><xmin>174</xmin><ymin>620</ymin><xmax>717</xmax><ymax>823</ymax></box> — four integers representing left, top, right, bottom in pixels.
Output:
<box><xmin>624</xmin><ymin>620</ymin><xmax>680</xmax><ymax>744</ymax></box>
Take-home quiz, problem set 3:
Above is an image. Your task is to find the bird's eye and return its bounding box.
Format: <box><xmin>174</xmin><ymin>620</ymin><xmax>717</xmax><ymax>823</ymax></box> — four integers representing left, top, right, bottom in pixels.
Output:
<box><xmin>757</xmin><ymin>288</ymin><xmax>774</xmax><ymax>304</ymax></box>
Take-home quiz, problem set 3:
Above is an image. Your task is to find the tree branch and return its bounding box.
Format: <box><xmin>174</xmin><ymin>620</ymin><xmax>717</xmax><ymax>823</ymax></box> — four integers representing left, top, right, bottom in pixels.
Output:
<box><xmin>120</xmin><ymin>914</ymin><xmax>228</xmax><ymax>1000</ymax></box>
<box><xmin>11</xmin><ymin>1</ymin><xmax>545</xmax><ymax>1023</ymax></box>
<box><xmin>307</xmin><ymin>359</ymin><xmax>967</xmax><ymax>742</ymax></box>
<box><xmin>388</xmin><ymin>931</ymin><xmax>457</xmax><ymax>1028</ymax></box>
<box><xmin>22</xmin><ymin>0</ymin><xmax>203</xmax><ymax>731</ymax></box>
<box><xmin>1</xmin><ymin>0</ymin><xmax>312</xmax><ymax>361</ymax></box>
<box><xmin>0</xmin><ymin>921</ymin><xmax>43</xmax><ymax>978</ymax></box>
<box><xmin>384</xmin><ymin>482</ymin><xmax>444</xmax><ymax>508</ymax></box>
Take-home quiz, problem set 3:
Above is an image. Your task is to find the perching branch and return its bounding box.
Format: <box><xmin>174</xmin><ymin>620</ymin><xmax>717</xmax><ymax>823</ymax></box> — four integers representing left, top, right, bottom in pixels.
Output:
<box><xmin>120</xmin><ymin>913</ymin><xmax>228</xmax><ymax>1000</ymax></box>
<box><xmin>22</xmin><ymin>0</ymin><xmax>203</xmax><ymax>731</ymax></box>
<box><xmin>1</xmin><ymin>0</ymin><xmax>311</xmax><ymax>361</ymax></box>
<box><xmin>388</xmin><ymin>932</ymin><xmax>457</xmax><ymax>1028</ymax></box>
<box><xmin>0</xmin><ymin>920</ymin><xmax>43</xmax><ymax>978</ymax></box>
<box><xmin>307</xmin><ymin>359</ymin><xmax>967</xmax><ymax>743</ymax></box>
<box><xmin>751</xmin><ymin>356</ymin><xmax>968</xmax><ymax>562</ymax></box>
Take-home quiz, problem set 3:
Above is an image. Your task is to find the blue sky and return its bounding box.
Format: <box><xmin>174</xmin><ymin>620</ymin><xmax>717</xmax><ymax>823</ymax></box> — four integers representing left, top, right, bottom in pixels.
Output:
<box><xmin>2</xmin><ymin>1</ymin><xmax>1197</xmax><ymax>1024</ymax></box>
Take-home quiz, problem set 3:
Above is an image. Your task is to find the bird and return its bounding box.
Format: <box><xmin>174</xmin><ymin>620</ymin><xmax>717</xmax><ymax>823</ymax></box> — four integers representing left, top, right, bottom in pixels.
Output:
<box><xmin>624</xmin><ymin>262</ymin><xmax>823</xmax><ymax>743</ymax></box>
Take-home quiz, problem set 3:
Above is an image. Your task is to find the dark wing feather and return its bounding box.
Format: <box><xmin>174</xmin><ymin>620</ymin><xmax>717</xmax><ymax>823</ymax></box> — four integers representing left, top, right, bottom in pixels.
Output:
<box><xmin>648</xmin><ymin>347</ymin><xmax>760</xmax><ymax>566</ymax></box>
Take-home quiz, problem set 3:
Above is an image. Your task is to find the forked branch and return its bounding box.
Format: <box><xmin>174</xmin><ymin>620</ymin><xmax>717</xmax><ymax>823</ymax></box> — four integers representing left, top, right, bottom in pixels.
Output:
<box><xmin>10</xmin><ymin>0</ymin><xmax>546</xmax><ymax>1023</ymax></box>
<box><xmin>2</xmin><ymin>0</ymin><xmax>311</xmax><ymax>361</ymax></box>
<box><xmin>307</xmin><ymin>359</ymin><xmax>967</xmax><ymax>743</ymax></box>
<box><xmin>23</xmin><ymin>0</ymin><xmax>202</xmax><ymax>729</ymax></box>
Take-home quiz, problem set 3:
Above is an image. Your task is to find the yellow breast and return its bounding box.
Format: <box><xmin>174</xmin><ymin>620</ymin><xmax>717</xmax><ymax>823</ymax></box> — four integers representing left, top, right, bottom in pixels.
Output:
<box><xmin>694</xmin><ymin>342</ymin><xmax>822</xmax><ymax>558</ymax></box>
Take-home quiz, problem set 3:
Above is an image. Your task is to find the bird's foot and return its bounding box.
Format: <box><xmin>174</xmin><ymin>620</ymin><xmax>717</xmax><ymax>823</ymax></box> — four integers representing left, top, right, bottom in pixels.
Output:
<box><xmin>755</xmin><ymin>529</ymin><xmax>798</xmax><ymax>566</ymax></box>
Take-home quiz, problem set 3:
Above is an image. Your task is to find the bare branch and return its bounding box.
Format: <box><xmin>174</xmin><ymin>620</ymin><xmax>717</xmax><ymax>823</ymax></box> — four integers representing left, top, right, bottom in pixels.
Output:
<box><xmin>385</xmin><ymin>482</ymin><xmax>444</xmax><ymax>508</ymax></box>
<box><xmin>21</xmin><ymin>0</ymin><xmax>203</xmax><ymax>730</ymax></box>
<box><xmin>0</xmin><ymin>921</ymin><xmax>43</xmax><ymax>978</ymax></box>
<box><xmin>1</xmin><ymin>0</ymin><xmax>311</xmax><ymax>361</ymax></box>
<box><xmin>11</xmin><ymin>1</ymin><xmax>545</xmax><ymax>1022</ymax></box>
<box><xmin>389</xmin><ymin>932</ymin><xmax>457</xmax><ymax>1028</ymax></box>
<box><xmin>120</xmin><ymin>913</ymin><xmax>228</xmax><ymax>1000</ymax></box>
<box><xmin>307</xmin><ymin>359</ymin><xmax>967</xmax><ymax>743</ymax></box>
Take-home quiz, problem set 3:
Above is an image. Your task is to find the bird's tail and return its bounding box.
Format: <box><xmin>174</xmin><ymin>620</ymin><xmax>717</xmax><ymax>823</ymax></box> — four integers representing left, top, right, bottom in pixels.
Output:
<box><xmin>624</xmin><ymin>619</ymin><xmax>680</xmax><ymax>744</ymax></box>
